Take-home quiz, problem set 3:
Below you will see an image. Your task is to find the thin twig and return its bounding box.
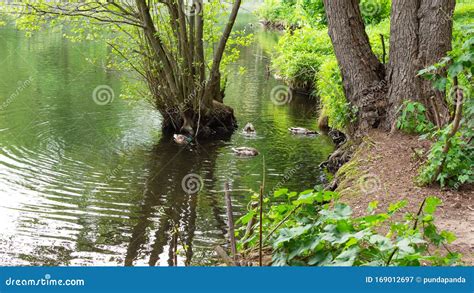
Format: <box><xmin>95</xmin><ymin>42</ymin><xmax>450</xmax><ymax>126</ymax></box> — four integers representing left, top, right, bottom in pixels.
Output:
<box><xmin>429</xmin><ymin>96</ymin><xmax>442</xmax><ymax>129</ymax></box>
<box><xmin>380</xmin><ymin>34</ymin><xmax>386</xmax><ymax>64</ymax></box>
<box><xmin>224</xmin><ymin>182</ymin><xmax>237</xmax><ymax>261</ymax></box>
<box><xmin>386</xmin><ymin>197</ymin><xmax>427</xmax><ymax>266</ymax></box>
<box><xmin>263</xmin><ymin>205</ymin><xmax>301</xmax><ymax>243</ymax></box>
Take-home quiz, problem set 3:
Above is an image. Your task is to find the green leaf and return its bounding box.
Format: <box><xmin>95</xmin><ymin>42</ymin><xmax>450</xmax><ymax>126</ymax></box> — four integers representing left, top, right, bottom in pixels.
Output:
<box><xmin>308</xmin><ymin>251</ymin><xmax>332</xmax><ymax>266</ymax></box>
<box><xmin>440</xmin><ymin>230</ymin><xmax>457</xmax><ymax>244</ymax></box>
<box><xmin>388</xmin><ymin>200</ymin><xmax>407</xmax><ymax>214</ymax></box>
<box><xmin>274</xmin><ymin>188</ymin><xmax>289</xmax><ymax>198</ymax></box>
<box><xmin>447</xmin><ymin>62</ymin><xmax>464</xmax><ymax>77</ymax></box>
<box><xmin>330</xmin><ymin>247</ymin><xmax>360</xmax><ymax>266</ymax></box>
<box><xmin>367</xmin><ymin>201</ymin><xmax>379</xmax><ymax>213</ymax></box>
<box><xmin>423</xmin><ymin>197</ymin><xmax>442</xmax><ymax>215</ymax></box>
<box><xmin>369</xmin><ymin>235</ymin><xmax>394</xmax><ymax>252</ymax></box>
<box><xmin>406</xmin><ymin>103</ymin><xmax>415</xmax><ymax>112</ymax></box>
<box><xmin>238</xmin><ymin>211</ymin><xmax>256</xmax><ymax>225</ymax></box>
<box><xmin>288</xmin><ymin>191</ymin><xmax>298</xmax><ymax>199</ymax></box>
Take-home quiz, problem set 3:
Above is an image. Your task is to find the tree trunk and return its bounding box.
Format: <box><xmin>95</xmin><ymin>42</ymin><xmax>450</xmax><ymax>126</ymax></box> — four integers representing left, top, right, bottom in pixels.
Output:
<box><xmin>386</xmin><ymin>0</ymin><xmax>454</xmax><ymax>129</ymax></box>
<box><xmin>322</xmin><ymin>0</ymin><xmax>455</xmax><ymax>172</ymax></box>
<box><xmin>161</xmin><ymin>101</ymin><xmax>237</xmax><ymax>140</ymax></box>
<box><xmin>417</xmin><ymin>0</ymin><xmax>455</xmax><ymax>125</ymax></box>
<box><xmin>323</xmin><ymin>0</ymin><xmax>387</xmax><ymax>138</ymax></box>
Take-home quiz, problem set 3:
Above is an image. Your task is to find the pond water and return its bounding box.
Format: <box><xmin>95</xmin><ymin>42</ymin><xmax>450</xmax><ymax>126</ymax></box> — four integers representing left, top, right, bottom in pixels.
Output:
<box><xmin>0</xmin><ymin>14</ymin><xmax>333</xmax><ymax>266</ymax></box>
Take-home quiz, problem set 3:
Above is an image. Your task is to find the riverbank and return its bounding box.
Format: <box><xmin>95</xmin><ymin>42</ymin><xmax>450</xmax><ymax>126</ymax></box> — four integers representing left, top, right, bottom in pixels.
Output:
<box><xmin>335</xmin><ymin>130</ymin><xmax>474</xmax><ymax>265</ymax></box>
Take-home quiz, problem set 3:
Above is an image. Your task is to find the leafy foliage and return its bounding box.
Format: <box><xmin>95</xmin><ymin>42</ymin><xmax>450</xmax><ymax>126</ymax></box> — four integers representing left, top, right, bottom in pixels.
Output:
<box><xmin>273</xmin><ymin>27</ymin><xmax>333</xmax><ymax>88</ymax></box>
<box><xmin>257</xmin><ymin>0</ymin><xmax>390</xmax><ymax>28</ymax></box>
<box><xmin>270</xmin><ymin>11</ymin><xmax>390</xmax><ymax>130</ymax></box>
<box><xmin>2</xmin><ymin>1</ymin><xmax>252</xmax><ymax>108</ymax></box>
<box><xmin>257</xmin><ymin>0</ymin><xmax>326</xmax><ymax>28</ymax></box>
<box><xmin>396</xmin><ymin>101</ymin><xmax>434</xmax><ymax>134</ymax></box>
<box><xmin>417</xmin><ymin>24</ymin><xmax>473</xmax><ymax>188</ymax></box>
<box><xmin>237</xmin><ymin>189</ymin><xmax>461</xmax><ymax>266</ymax></box>
<box><xmin>418</xmin><ymin>125</ymin><xmax>473</xmax><ymax>188</ymax></box>
<box><xmin>316</xmin><ymin>57</ymin><xmax>352</xmax><ymax>130</ymax></box>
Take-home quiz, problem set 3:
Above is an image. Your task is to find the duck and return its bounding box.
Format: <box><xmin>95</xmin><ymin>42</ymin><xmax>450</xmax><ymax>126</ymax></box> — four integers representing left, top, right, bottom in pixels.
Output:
<box><xmin>288</xmin><ymin>127</ymin><xmax>318</xmax><ymax>135</ymax></box>
<box><xmin>242</xmin><ymin>122</ymin><xmax>256</xmax><ymax>135</ymax></box>
<box><xmin>232</xmin><ymin>147</ymin><xmax>259</xmax><ymax>157</ymax></box>
<box><xmin>173</xmin><ymin>134</ymin><xmax>193</xmax><ymax>145</ymax></box>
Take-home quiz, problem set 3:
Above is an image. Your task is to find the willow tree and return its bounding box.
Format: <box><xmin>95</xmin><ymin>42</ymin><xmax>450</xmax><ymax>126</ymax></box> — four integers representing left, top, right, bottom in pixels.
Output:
<box><xmin>5</xmin><ymin>0</ymin><xmax>248</xmax><ymax>138</ymax></box>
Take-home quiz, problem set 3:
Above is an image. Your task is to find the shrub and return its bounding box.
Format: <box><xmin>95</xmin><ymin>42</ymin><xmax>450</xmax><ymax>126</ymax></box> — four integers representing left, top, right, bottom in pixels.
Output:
<box><xmin>258</xmin><ymin>0</ymin><xmax>391</xmax><ymax>27</ymax></box>
<box><xmin>272</xmin><ymin>27</ymin><xmax>333</xmax><ymax>87</ymax></box>
<box><xmin>418</xmin><ymin>126</ymin><xmax>474</xmax><ymax>188</ymax></box>
<box><xmin>396</xmin><ymin>101</ymin><xmax>435</xmax><ymax>134</ymax></box>
<box><xmin>316</xmin><ymin>57</ymin><xmax>351</xmax><ymax>130</ymax></box>
<box><xmin>237</xmin><ymin>189</ymin><xmax>461</xmax><ymax>266</ymax></box>
<box><xmin>417</xmin><ymin>25</ymin><xmax>473</xmax><ymax>188</ymax></box>
<box><xmin>257</xmin><ymin>0</ymin><xmax>304</xmax><ymax>28</ymax></box>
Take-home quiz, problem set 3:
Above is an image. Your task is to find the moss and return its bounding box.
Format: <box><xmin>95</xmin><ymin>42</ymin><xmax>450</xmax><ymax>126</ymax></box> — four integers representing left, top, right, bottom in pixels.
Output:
<box><xmin>335</xmin><ymin>140</ymin><xmax>375</xmax><ymax>198</ymax></box>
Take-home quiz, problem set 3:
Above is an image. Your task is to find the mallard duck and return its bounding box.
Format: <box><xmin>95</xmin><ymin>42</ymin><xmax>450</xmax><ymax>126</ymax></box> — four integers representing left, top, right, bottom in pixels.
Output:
<box><xmin>242</xmin><ymin>122</ymin><xmax>256</xmax><ymax>135</ymax></box>
<box><xmin>173</xmin><ymin>134</ymin><xmax>192</xmax><ymax>145</ymax></box>
<box><xmin>232</xmin><ymin>147</ymin><xmax>259</xmax><ymax>157</ymax></box>
<box><xmin>288</xmin><ymin>127</ymin><xmax>318</xmax><ymax>135</ymax></box>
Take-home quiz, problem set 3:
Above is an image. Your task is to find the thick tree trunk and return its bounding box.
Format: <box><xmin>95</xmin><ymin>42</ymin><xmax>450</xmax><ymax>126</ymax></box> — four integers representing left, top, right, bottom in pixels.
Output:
<box><xmin>418</xmin><ymin>0</ymin><xmax>455</xmax><ymax>125</ymax></box>
<box><xmin>323</xmin><ymin>0</ymin><xmax>387</xmax><ymax>137</ymax></box>
<box><xmin>322</xmin><ymin>0</ymin><xmax>455</xmax><ymax>173</ymax></box>
<box><xmin>386</xmin><ymin>0</ymin><xmax>454</xmax><ymax>129</ymax></box>
<box><xmin>161</xmin><ymin>101</ymin><xmax>237</xmax><ymax>139</ymax></box>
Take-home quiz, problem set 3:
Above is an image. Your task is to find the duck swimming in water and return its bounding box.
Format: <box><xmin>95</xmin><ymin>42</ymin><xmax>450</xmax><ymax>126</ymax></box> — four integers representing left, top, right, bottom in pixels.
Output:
<box><xmin>288</xmin><ymin>127</ymin><xmax>318</xmax><ymax>135</ymax></box>
<box><xmin>242</xmin><ymin>122</ymin><xmax>256</xmax><ymax>135</ymax></box>
<box><xmin>173</xmin><ymin>134</ymin><xmax>193</xmax><ymax>145</ymax></box>
<box><xmin>232</xmin><ymin>147</ymin><xmax>259</xmax><ymax>157</ymax></box>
